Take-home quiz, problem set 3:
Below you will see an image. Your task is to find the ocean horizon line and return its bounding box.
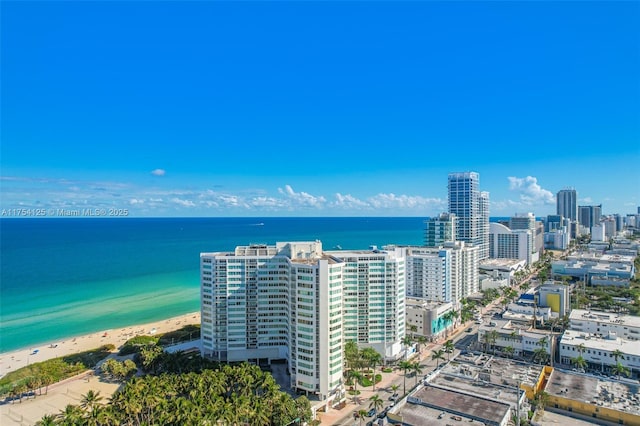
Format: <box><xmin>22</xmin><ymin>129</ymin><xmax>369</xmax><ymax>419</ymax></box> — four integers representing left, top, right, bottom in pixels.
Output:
<box><xmin>0</xmin><ymin>215</ymin><xmax>525</xmax><ymax>220</ymax></box>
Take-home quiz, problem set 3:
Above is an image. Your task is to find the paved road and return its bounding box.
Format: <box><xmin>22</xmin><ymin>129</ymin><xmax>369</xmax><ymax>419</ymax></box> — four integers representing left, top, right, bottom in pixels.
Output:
<box><xmin>328</xmin><ymin>321</ymin><xmax>480</xmax><ymax>426</ymax></box>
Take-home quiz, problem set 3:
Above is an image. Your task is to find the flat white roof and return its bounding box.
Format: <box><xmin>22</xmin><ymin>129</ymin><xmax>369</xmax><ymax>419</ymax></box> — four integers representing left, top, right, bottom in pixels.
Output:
<box><xmin>570</xmin><ymin>309</ymin><xmax>640</xmax><ymax>328</ymax></box>
<box><xmin>560</xmin><ymin>330</ymin><xmax>640</xmax><ymax>356</ymax></box>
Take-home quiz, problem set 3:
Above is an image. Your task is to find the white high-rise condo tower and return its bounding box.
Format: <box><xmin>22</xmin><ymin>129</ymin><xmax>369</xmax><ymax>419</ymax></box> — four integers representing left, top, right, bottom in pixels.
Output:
<box><xmin>200</xmin><ymin>241</ymin><xmax>406</xmax><ymax>408</ymax></box>
<box><xmin>448</xmin><ymin>172</ymin><xmax>489</xmax><ymax>260</ymax></box>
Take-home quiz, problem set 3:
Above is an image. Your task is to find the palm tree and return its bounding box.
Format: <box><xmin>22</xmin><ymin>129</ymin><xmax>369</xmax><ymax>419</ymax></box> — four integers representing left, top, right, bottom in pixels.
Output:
<box><xmin>571</xmin><ymin>356</ymin><xmax>588</xmax><ymax>371</ymax></box>
<box><xmin>533</xmin><ymin>391</ymin><xmax>550</xmax><ymax>413</ymax></box>
<box><xmin>81</xmin><ymin>390</ymin><xmax>103</xmax><ymax>411</ymax></box>
<box><xmin>533</xmin><ymin>336</ymin><xmax>550</xmax><ymax>364</ymax></box>
<box><xmin>41</xmin><ymin>374</ymin><xmax>54</xmax><ymax>395</ymax></box>
<box><xmin>348</xmin><ymin>369</ymin><xmax>363</xmax><ymax>402</ymax></box>
<box><xmin>443</xmin><ymin>310</ymin><xmax>458</xmax><ymax>336</ymax></box>
<box><xmin>369</xmin><ymin>394</ymin><xmax>384</xmax><ymax>414</ymax></box>
<box><xmin>485</xmin><ymin>330</ymin><xmax>499</xmax><ymax>355</ymax></box>
<box><xmin>460</xmin><ymin>307</ymin><xmax>474</xmax><ymax>324</ymax></box>
<box><xmin>345</xmin><ymin>340</ymin><xmax>360</xmax><ymax>371</ymax></box>
<box><xmin>26</xmin><ymin>376</ymin><xmax>41</xmax><ymax>398</ymax></box>
<box><xmin>612</xmin><ymin>349</ymin><xmax>624</xmax><ymax>363</ymax></box>
<box><xmin>416</xmin><ymin>335</ymin><xmax>428</xmax><ymax>354</ymax></box>
<box><xmin>611</xmin><ymin>362</ymin><xmax>630</xmax><ymax>380</ymax></box>
<box><xmin>36</xmin><ymin>414</ymin><xmax>57</xmax><ymax>426</ymax></box>
<box><xmin>58</xmin><ymin>404</ymin><xmax>84</xmax><ymax>425</ymax></box>
<box><xmin>443</xmin><ymin>340</ymin><xmax>455</xmax><ymax>362</ymax></box>
<box><xmin>503</xmin><ymin>346</ymin><xmax>515</xmax><ymax>359</ymax></box>
<box><xmin>361</xmin><ymin>347</ymin><xmax>382</xmax><ymax>391</ymax></box>
<box><xmin>577</xmin><ymin>343</ymin><xmax>586</xmax><ymax>356</ymax></box>
<box><xmin>398</xmin><ymin>360</ymin><xmax>413</xmax><ymax>395</ymax></box>
<box><xmin>402</xmin><ymin>335</ymin><xmax>413</xmax><ymax>359</ymax></box>
<box><xmin>537</xmin><ymin>336</ymin><xmax>549</xmax><ymax>350</ymax></box>
<box><xmin>411</xmin><ymin>362</ymin><xmax>423</xmax><ymax>385</ymax></box>
<box><xmin>431</xmin><ymin>349</ymin><xmax>445</xmax><ymax>369</ymax></box>
<box><xmin>85</xmin><ymin>405</ymin><xmax>103</xmax><ymax>426</ymax></box>
<box><xmin>356</xmin><ymin>409</ymin><xmax>368</xmax><ymax>426</ymax></box>
<box><xmin>533</xmin><ymin>347</ymin><xmax>549</xmax><ymax>365</ymax></box>
<box><xmin>390</xmin><ymin>384</ymin><xmax>399</xmax><ymax>395</ymax></box>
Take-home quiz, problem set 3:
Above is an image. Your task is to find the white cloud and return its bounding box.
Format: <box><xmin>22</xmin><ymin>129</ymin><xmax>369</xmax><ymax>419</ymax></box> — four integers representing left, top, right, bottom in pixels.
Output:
<box><xmin>129</xmin><ymin>198</ymin><xmax>145</xmax><ymax>205</ymax></box>
<box><xmin>579</xmin><ymin>197</ymin><xmax>593</xmax><ymax>204</ymax></box>
<box><xmin>367</xmin><ymin>193</ymin><xmax>445</xmax><ymax>211</ymax></box>
<box><xmin>507</xmin><ymin>176</ymin><xmax>554</xmax><ymax>206</ymax></box>
<box><xmin>278</xmin><ymin>185</ymin><xmax>327</xmax><ymax>208</ymax></box>
<box><xmin>151</xmin><ymin>169</ymin><xmax>166</xmax><ymax>176</ymax></box>
<box><xmin>251</xmin><ymin>196</ymin><xmax>286</xmax><ymax>208</ymax></box>
<box><xmin>170</xmin><ymin>197</ymin><xmax>195</xmax><ymax>207</ymax></box>
<box><xmin>333</xmin><ymin>193</ymin><xmax>369</xmax><ymax>209</ymax></box>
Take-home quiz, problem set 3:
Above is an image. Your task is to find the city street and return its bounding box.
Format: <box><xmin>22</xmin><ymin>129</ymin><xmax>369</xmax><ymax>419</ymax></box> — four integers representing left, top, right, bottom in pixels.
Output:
<box><xmin>322</xmin><ymin>324</ymin><xmax>474</xmax><ymax>426</ymax></box>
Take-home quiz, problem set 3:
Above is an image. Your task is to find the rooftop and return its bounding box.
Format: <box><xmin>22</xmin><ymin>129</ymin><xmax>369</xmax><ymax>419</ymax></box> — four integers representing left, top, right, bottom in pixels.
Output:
<box><xmin>569</xmin><ymin>309</ymin><xmax>640</xmax><ymax>329</ymax></box>
<box><xmin>479</xmin><ymin>258</ymin><xmax>526</xmax><ymax>271</ymax></box>
<box><xmin>434</xmin><ymin>353</ymin><xmax>543</xmax><ymax>392</ymax></box>
<box><xmin>567</xmin><ymin>253</ymin><xmax>636</xmax><ymax>265</ymax></box>
<box><xmin>406</xmin><ymin>298</ymin><xmax>453</xmax><ymax>310</ymax></box>
<box><xmin>546</xmin><ymin>369</ymin><xmax>640</xmax><ymax>416</ymax></box>
<box><xmin>391</xmin><ymin>401</ymin><xmax>477</xmax><ymax>426</ymax></box>
<box><xmin>478</xmin><ymin>319</ymin><xmax>553</xmax><ymax>339</ymax></box>
<box><xmin>560</xmin><ymin>330</ymin><xmax>640</xmax><ymax>355</ymax></box>
<box><xmin>403</xmin><ymin>384</ymin><xmax>510</xmax><ymax>426</ymax></box>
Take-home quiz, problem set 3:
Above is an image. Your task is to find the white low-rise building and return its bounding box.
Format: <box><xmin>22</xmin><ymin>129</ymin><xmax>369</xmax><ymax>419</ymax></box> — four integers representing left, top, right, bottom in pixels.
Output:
<box><xmin>479</xmin><ymin>273</ymin><xmax>510</xmax><ymax>290</ymax></box>
<box><xmin>559</xmin><ymin>329</ymin><xmax>640</xmax><ymax>378</ymax></box>
<box><xmin>566</xmin><ymin>252</ymin><xmax>636</xmax><ymax>267</ymax></box>
<box><xmin>502</xmin><ymin>303</ymin><xmax>554</xmax><ymax>323</ymax></box>
<box><xmin>405</xmin><ymin>298</ymin><xmax>455</xmax><ymax>342</ymax></box>
<box><xmin>478</xmin><ymin>319</ymin><xmax>553</xmax><ymax>360</ymax></box>
<box><xmin>479</xmin><ymin>258</ymin><xmax>527</xmax><ymax>284</ymax></box>
<box><xmin>569</xmin><ymin>309</ymin><xmax>640</xmax><ymax>341</ymax></box>
<box><xmin>551</xmin><ymin>259</ymin><xmax>634</xmax><ymax>283</ymax></box>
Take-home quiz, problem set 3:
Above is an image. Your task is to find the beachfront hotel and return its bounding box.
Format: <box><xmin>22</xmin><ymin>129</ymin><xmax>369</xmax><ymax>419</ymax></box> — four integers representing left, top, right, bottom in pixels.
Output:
<box><xmin>200</xmin><ymin>241</ymin><xmax>406</xmax><ymax>406</ymax></box>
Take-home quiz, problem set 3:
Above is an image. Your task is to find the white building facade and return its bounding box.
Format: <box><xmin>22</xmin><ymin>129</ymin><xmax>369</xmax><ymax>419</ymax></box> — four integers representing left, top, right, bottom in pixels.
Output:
<box><xmin>201</xmin><ymin>241</ymin><xmax>407</xmax><ymax>402</ymax></box>
<box><xmin>568</xmin><ymin>309</ymin><xmax>640</xmax><ymax>341</ymax></box>
<box><xmin>559</xmin><ymin>330</ymin><xmax>640</xmax><ymax>378</ymax></box>
<box><xmin>404</xmin><ymin>247</ymin><xmax>452</xmax><ymax>302</ymax></box>
<box><xmin>448</xmin><ymin>171</ymin><xmax>490</xmax><ymax>260</ymax></box>
<box><xmin>325</xmin><ymin>248</ymin><xmax>406</xmax><ymax>361</ymax></box>
<box><xmin>478</xmin><ymin>319</ymin><xmax>553</xmax><ymax>359</ymax></box>
<box><xmin>489</xmin><ymin>222</ymin><xmax>536</xmax><ymax>265</ymax></box>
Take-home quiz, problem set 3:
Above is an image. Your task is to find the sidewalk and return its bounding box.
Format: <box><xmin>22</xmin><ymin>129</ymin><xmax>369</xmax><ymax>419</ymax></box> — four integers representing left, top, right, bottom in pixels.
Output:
<box><xmin>318</xmin><ymin>366</ymin><xmax>400</xmax><ymax>425</ymax></box>
<box><xmin>318</xmin><ymin>343</ymin><xmax>440</xmax><ymax>425</ymax></box>
<box><xmin>0</xmin><ymin>372</ymin><xmax>121</xmax><ymax>426</ymax></box>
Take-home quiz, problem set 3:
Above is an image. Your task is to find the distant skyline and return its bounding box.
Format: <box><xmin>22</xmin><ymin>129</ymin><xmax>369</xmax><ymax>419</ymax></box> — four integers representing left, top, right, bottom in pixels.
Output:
<box><xmin>2</xmin><ymin>1</ymin><xmax>639</xmax><ymax>217</ymax></box>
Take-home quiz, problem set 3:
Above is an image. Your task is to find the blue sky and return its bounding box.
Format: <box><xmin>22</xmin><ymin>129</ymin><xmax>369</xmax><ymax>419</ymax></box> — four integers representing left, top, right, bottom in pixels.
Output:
<box><xmin>1</xmin><ymin>1</ymin><xmax>639</xmax><ymax>217</ymax></box>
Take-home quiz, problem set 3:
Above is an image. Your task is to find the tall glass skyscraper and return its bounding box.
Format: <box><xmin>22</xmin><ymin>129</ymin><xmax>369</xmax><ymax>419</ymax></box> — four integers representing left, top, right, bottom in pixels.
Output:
<box><xmin>447</xmin><ymin>172</ymin><xmax>489</xmax><ymax>260</ymax></box>
<box><xmin>556</xmin><ymin>189</ymin><xmax>578</xmax><ymax>221</ymax></box>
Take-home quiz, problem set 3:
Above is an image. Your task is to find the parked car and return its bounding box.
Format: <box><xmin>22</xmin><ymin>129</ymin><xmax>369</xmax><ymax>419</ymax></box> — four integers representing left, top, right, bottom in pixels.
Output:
<box><xmin>367</xmin><ymin>408</ymin><xmax>376</xmax><ymax>417</ymax></box>
<box><xmin>389</xmin><ymin>393</ymin><xmax>399</xmax><ymax>401</ymax></box>
<box><xmin>466</xmin><ymin>327</ymin><xmax>473</xmax><ymax>332</ymax></box>
<box><xmin>377</xmin><ymin>407</ymin><xmax>390</xmax><ymax>418</ymax></box>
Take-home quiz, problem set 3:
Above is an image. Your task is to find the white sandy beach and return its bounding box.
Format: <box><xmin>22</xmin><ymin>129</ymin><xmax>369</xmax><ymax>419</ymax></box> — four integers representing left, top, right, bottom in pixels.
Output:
<box><xmin>0</xmin><ymin>311</ymin><xmax>201</xmax><ymax>379</ymax></box>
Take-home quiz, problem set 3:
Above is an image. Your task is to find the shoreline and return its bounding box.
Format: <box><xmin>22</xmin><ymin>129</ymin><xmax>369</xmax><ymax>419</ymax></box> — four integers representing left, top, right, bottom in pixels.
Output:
<box><xmin>0</xmin><ymin>311</ymin><xmax>201</xmax><ymax>379</ymax></box>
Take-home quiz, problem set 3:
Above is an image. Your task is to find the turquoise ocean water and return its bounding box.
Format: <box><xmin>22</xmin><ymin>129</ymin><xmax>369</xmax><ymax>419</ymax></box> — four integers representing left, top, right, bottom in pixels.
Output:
<box><xmin>0</xmin><ymin>217</ymin><xmax>427</xmax><ymax>353</ymax></box>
